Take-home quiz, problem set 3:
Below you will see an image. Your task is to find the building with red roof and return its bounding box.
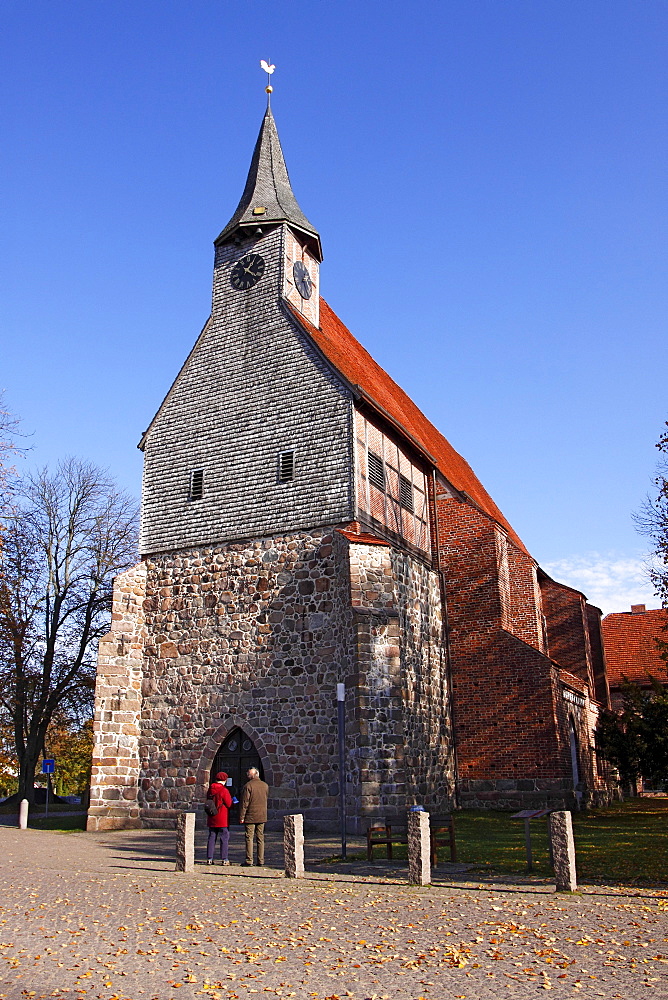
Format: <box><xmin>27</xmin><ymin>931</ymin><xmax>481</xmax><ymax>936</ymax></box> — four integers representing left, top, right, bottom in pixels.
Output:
<box><xmin>602</xmin><ymin>605</ymin><xmax>668</xmax><ymax>710</ymax></box>
<box><xmin>88</xmin><ymin>98</ymin><xmax>616</xmax><ymax>833</ymax></box>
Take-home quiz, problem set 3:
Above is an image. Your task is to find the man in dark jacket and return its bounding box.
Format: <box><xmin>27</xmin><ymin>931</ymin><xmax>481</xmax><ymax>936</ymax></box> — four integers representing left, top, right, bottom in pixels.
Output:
<box><xmin>239</xmin><ymin>767</ymin><xmax>269</xmax><ymax>866</ymax></box>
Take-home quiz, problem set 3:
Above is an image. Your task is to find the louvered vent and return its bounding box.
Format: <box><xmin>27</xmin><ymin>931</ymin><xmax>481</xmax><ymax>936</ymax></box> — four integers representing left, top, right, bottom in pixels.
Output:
<box><xmin>367</xmin><ymin>451</ymin><xmax>385</xmax><ymax>491</ymax></box>
<box><xmin>189</xmin><ymin>469</ymin><xmax>204</xmax><ymax>501</ymax></box>
<box><xmin>279</xmin><ymin>450</ymin><xmax>295</xmax><ymax>483</ymax></box>
<box><xmin>399</xmin><ymin>473</ymin><xmax>414</xmax><ymax>511</ymax></box>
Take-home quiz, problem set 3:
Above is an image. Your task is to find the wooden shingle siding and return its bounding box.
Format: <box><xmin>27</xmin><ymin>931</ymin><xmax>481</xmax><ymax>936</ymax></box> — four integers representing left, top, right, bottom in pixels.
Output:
<box><xmin>140</xmin><ymin>226</ymin><xmax>354</xmax><ymax>555</ymax></box>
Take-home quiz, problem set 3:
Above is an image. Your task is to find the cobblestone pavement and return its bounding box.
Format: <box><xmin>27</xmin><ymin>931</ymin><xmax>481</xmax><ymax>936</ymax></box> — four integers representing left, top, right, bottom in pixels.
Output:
<box><xmin>0</xmin><ymin>825</ymin><xmax>666</xmax><ymax>1000</ymax></box>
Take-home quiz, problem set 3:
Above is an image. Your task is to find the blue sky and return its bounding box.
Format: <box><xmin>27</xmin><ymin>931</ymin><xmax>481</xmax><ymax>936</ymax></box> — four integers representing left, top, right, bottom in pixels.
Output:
<box><xmin>1</xmin><ymin>1</ymin><xmax>666</xmax><ymax>613</ymax></box>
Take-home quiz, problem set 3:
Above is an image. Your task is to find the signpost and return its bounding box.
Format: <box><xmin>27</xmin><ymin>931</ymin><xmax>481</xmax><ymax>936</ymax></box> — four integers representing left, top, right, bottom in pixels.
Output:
<box><xmin>42</xmin><ymin>759</ymin><xmax>55</xmax><ymax>820</ymax></box>
<box><xmin>511</xmin><ymin>808</ymin><xmax>551</xmax><ymax>871</ymax></box>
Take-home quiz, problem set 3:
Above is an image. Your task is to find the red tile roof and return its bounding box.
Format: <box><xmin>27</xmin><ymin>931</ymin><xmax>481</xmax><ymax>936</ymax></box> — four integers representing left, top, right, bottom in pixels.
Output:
<box><xmin>601</xmin><ymin>608</ymin><xmax>668</xmax><ymax>687</ymax></box>
<box><xmin>289</xmin><ymin>298</ymin><xmax>528</xmax><ymax>554</ymax></box>
<box><xmin>337</xmin><ymin>528</ymin><xmax>391</xmax><ymax>547</ymax></box>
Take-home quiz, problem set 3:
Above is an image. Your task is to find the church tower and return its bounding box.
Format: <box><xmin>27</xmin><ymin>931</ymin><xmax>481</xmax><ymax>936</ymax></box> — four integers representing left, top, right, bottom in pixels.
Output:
<box><xmin>88</xmin><ymin>81</ymin><xmax>612</xmax><ymax>834</ymax></box>
<box><xmin>87</xmin><ymin>91</ymin><xmax>455</xmax><ymax>832</ymax></box>
<box><xmin>139</xmin><ymin>104</ymin><xmax>352</xmax><ymax>557</ymax></box>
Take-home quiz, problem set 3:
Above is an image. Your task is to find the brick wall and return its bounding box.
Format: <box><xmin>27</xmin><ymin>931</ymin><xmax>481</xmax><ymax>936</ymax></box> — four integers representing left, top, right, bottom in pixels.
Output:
<box><xmin>505</xmin><ymin>536</ymin><xmax>545</xmax><ymax>651</ymax></box>
<box><xmin>435</xmin><ymin>480</ymin><xmax>601</xmax><ymax>809</ymax></box>
<box><xmin>540</xmin><ymin>577</ymin><xmax>595</xmax><ymax>691</ymax></box>
<box><xmin>586</xmin><ymin>604</ymin><xmax>610</xmax><ymax>707</ymax></box>
<box><xmin>282</xmin><ymin>227</ymin><xmax>319</xmax><ymax>328</ymax></box>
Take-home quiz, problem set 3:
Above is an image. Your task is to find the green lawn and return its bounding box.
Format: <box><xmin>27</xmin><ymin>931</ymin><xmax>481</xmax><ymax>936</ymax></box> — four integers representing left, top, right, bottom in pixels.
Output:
<box><xmin>27</xmin><ymin>813</ymin><xmax>87</xmax><ymax>832</ymax></box>
<box><xmin>0</xmin><ymin>800</ymin><xmax>87</xmax><ymax>832</ymax></box>
<box><xmin>449</xmin><ymin>798</ymin><xmax>668</xmax><ymax>884</ymax></box>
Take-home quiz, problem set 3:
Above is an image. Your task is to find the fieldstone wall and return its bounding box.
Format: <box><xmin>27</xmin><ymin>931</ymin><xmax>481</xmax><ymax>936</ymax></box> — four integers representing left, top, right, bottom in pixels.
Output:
<box><xmin>137</xmin><ymin>527</ymin><xmax>351</xmax><ymax>829</ymax></box>
<box><xmin>393</xmin><ymin>550</ymin><xmax>454</xmax><ymax>814</ymax></box>
<box><xmin>87</xmin><ymin>562</ymin><xmax>147</xmax><ymax>831</ymax></box>
<box><xmin>343</xmin><ymin>536</ymin><xmax>455</xmax><ymax>831</ymax></box>
<box><xmin>88</xmin><ymin>525</ymin><xmax>456</xmax><ymax>833</ymax></box>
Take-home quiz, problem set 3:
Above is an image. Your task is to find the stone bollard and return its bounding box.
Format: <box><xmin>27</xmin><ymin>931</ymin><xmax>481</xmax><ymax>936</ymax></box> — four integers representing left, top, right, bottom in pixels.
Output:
<box><xmin>283</xmin><ymin>813</ymin><xmax>305</xmax><ymax>878</ymax></box>
<box><xmin>407</xmin><ymin>810</ymin><xmax>431</xmax><ymax>886</ymax></box>
<box><xmin>549</xmin><ymin>810</ymin><xmax>577</xmax><ymax>891</ymax></box>
<box><xmin>175</xmin><ymin>812</ymin><xmax>195</xmax><ymax>873</ymax></box>
<box><xmin>18</xmin><ymin>799</ymin><xmax>29</xmax><ymax>830</ymax></box>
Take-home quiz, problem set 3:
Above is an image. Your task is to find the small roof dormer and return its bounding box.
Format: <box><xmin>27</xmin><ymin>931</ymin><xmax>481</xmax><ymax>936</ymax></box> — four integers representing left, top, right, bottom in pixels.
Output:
<box><xmin>215</xmin><ymin>106</ymin><xmax>322</xmax><ymax>262</ymax></box>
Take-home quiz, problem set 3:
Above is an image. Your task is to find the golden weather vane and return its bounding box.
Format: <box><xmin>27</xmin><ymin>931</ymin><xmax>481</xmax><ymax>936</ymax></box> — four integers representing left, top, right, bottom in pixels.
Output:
<box><xmin>260</xmin><ymin>59</ymin><xmax>275</xmax><ymax>103</ymax></box>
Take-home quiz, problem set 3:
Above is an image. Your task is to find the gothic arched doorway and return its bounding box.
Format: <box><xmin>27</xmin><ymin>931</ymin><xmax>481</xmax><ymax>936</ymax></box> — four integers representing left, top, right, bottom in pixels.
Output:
<box><xmin>210</xmin><ymin>727</ymin><xmax>264</xmax><ymax>823</ymax></box>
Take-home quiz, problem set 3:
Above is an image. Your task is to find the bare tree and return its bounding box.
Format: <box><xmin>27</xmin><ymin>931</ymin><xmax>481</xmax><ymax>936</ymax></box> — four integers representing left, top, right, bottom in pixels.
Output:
<box><xmin>0</xmin><ymin>458</ymin><xmax>139</xmax><ymax>801</ymax></box>
<box><xmin>637</xmin><ymin>422</ymin><xmax>668</xmax><ymax>602</ymax></box>
<box><xmin>0</xmin><ymin>390</ymin><xmax>23</xmax><ymax>515</ymax></box>
<box><xmin>635</xmin><ymin>421</ymin><xmax>668</xmax><ymax>675</ymax></box>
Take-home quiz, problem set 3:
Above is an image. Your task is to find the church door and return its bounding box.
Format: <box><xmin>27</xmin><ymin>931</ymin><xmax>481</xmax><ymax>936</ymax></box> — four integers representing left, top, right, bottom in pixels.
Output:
<box><xmin>210</xmin><ymin>728</ymin><xmax>263</xmax><ymax>824</ymax></box>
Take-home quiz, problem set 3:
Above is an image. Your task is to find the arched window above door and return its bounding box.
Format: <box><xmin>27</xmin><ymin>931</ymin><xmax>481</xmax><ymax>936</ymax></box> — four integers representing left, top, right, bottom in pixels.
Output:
<box><xmin>210</xmin><ymin>727</ymin><xmax>263</xmax><ymax>811</ymax></box>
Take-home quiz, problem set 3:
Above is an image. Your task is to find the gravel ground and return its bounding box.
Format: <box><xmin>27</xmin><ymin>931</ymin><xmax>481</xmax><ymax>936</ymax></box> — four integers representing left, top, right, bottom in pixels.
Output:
<box><xmin>0</xmin><ymin>825</ymin><xmax>666</xmax><ymax>1000</ymax></box>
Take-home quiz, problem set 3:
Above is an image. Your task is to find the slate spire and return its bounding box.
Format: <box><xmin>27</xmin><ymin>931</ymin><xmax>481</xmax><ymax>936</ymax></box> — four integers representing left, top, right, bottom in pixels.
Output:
<box><xmin>216</xmin><ymin>107</ymin><xmax>322</xmax><ymax>261</ymax></box>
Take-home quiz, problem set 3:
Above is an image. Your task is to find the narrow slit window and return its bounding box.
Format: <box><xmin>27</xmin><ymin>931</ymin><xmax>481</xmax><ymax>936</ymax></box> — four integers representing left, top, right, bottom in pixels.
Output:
<box><xmin>189</xmin><ymin>469</ymin><xmax>204</xmax><ymax>501</ymax></box>
<box><xmin>399</xmin><ymin>473</ymin><xmax>414</xmax><ymax>511</ymax></box>
<box><xmin>278</xmin><ymin>450</ymin><xmax>295</xmax><ymax>483</ymax></box>
<box><xmin>367</xmin><ymin>451</ymin><xmax>386</xmax><ymax>491</ymax></box>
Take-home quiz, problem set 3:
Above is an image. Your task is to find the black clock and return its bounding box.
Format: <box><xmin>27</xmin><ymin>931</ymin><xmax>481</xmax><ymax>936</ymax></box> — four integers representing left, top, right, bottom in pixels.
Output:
<box><xmin>230</xmin><ymin>253</ymin><xmax>265</xmax><ymax>291</ymax></box>
<box><xmin>292</xmin><ymin>260</ymin><xmax>313</xmax><ymax>300</ymax></box>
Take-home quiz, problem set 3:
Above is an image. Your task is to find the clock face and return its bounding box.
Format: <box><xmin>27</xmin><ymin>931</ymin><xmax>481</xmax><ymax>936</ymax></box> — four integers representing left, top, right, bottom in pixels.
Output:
<box><xmin>230</xmin><ymin>253</ymin><xmax>265</xmax><ymax>291</ymax></box>
<box><xmin>292</xmin><ymin>260</ymin><xmax>313</xmax><ymax>300</ymax></box>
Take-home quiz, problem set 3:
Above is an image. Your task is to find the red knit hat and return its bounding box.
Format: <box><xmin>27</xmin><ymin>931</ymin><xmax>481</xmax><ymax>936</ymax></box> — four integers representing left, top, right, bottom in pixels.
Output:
<box><xmin>215</xmin><ymin>771</ymin><xmax>228</xmax><ymax>782</ymax></box>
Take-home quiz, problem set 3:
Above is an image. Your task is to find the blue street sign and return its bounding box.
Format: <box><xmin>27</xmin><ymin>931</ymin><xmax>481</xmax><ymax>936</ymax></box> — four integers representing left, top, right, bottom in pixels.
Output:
<box><xmin>42</xmin><ymin>759</ymin><xmax>55</xmax><ymax>774</ymax></box>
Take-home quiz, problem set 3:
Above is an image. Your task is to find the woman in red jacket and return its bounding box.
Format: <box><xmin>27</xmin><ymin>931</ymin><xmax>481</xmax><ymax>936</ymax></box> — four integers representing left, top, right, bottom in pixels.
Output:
<box><xmin>206</xmin><ymin>771</ymin><xmax>233</xmax><ymax>865</ymax></box>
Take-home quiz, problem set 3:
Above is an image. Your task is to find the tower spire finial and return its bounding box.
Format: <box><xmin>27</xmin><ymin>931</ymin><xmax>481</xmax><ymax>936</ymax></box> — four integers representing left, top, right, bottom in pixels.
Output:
<box><xmin>215</xmin><ymin>80</ymin><xmax>322</xmax><ymax>261</ymax></box>
<box><xmin>260</xmin><ymin>59</ymin><xmax>275</xmax><ymax>106</ymax></box>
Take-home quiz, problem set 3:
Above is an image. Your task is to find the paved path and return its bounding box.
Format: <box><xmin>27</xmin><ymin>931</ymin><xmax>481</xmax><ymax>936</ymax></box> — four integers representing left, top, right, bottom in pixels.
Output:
<box><xmin>0</xmin><ymin>825</ymin><xmax>666</xmax><ymax>1000</ymax></box>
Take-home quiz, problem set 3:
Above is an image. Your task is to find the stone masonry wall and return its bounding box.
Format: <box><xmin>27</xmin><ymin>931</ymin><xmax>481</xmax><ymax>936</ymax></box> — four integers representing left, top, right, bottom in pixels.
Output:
<box><xmin>87</xmin><ymin>562</ymin><xmax>147</xmax><ymax>831</ymax></box>
<box><xmin>88</xmin><ymin>524</ymin><xmax>455</xmax><ymax>833</ymax></box>
<box><xmin>137</xmin><ymin>527</ymin><xmax>353</xmax><ymax>830</ymax></box>
<box><xmin>344</xmin><ymin>537</ymin><xmax>402</xmax><ymax>828</ymax></box>
<box><xmin>343</xmin><ymin>536</ymin><xmax>454</xmax><ymax>830</ymax></box>
<box><xmin>393</xmin><ymin>549</ymin><xmax>454</xmax><ymax>813</ymax></box>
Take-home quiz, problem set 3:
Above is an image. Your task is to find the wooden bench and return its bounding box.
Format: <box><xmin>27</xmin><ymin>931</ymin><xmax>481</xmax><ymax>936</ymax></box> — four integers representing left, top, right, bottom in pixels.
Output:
<box><xmin>430</xmin><ymin>814</ymin><xmax>457</xmax><ymax>865</ymax></box>
<box><xmin>366</xmin><ymin>815</ymin><xmax>457</xmax><ymax>865</ymax></box>
<box><xmin>366</xmin><ymin>824</ymin><xmax>407</xmax><ymax>861</ymax></box>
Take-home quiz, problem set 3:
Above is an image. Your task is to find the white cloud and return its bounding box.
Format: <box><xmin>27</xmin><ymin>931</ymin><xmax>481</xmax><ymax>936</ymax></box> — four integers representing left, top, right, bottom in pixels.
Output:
<box><xmin>541</xmin><ymin>551</ymin><xmax>662</xmax><ymax>616</ymax></box>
